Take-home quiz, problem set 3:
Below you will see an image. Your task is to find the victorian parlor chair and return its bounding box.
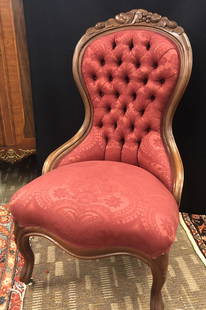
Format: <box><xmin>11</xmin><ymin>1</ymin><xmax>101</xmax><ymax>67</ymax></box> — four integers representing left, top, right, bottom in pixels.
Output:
<box><xmin>9</xmin><ymin>9</ymin><xmax>192</xmax><ymax>310</ymax></box>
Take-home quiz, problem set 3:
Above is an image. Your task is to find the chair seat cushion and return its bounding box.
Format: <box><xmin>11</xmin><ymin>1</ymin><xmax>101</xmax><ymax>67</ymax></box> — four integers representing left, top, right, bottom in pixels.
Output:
<box><xmin>9</xmin><ymin>161</ymin><xmax>179</xmax><ymax>258</ymax></box>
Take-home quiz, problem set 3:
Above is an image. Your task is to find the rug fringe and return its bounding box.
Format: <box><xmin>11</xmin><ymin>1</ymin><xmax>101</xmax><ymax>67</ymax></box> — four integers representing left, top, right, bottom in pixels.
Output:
<box><xmin>179</xmin><ymin>213</ymin><xmax>206</xmax><ymax>267</ymax></box>
<box><xmin>9</xmin><ymin>282</ymin><xmax>27</xmax><ymax>310</ymax></box>
<box><xmin>19</xmin><ymin>283</ymin><xmax>26</xmax><ymax>310</ymax></box>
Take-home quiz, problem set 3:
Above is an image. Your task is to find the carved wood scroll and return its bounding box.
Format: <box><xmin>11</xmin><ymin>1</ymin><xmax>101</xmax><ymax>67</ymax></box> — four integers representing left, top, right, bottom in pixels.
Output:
<box><xmin>86</xmin><ymin>9</ymin><xmax>184</xmax><ymax>37</ymax></box>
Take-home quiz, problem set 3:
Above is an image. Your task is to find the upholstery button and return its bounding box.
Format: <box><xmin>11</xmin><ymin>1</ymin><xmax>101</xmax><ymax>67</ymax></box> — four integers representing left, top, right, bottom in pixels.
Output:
<box><xmin>152</xmin><ymin>61</ymin><xmax>158</xmax><ymax>69</ymax></box>
<box><xmin>139</xmin><ymin>109</ymin><xmax>145</xmax><ymax>116</ymax></box>
<box><xmin>117</xmin><ymin>57</ymin><xmax>122</xmax><ymax>66</ymax></box>
<box><xmin>98</xmin><ymin>121</ymin><xmax>103</xmax><ymax>128</ymax></box>
<box><xmin>146</xmin><ymin>41</ymin><xmax>151</xmax><ymax>50</ymax></box>
<box><xmin>143</xmin><ymin>77</ymin><xmax>148</xmax><ymax>85</ymax></box>
<box><xmin>130</xmin><ymin>123</ymin><xmax>135</xmax><ymax>131</ymax></box>
<box><xmin>124</xmin><ymin>75</ymin><xmax>130</xmax><ymax>84</ymax></box>
<box><xmin>104</xmin><ymin>136</ymin><xmax>109</xmax><ymax>143</ymax></box>
<box><xmin>159</xmin><ymin>78</ymin><xmax>165</xmax><ymax>84</ymax></box>
<box><xmin>91</xmin><ymin>73</ymin><xmax>97</xmax><ymax>81</ymax></box>
<box><xmin>135</xmin><ymin>60</ymin><xmax>141</xmax><ymax>68</ymax></box>
<box><xmin>129</xmin><ymin>39</ymin><xmax>134</xmax><ymax>50</ymax></box>
<box><xmin>150</xmin><ymin>95</ymin><xmax>155</xmax><ymax>101</ymax></box>
<box><xmin>120</xmin><ymin>137</ymin><xmax>125</xmax><ymax>145</ymax></box>
<box><xmin>131</xmin><ymin>92</ymin><xmax>137</xmax><ymax>100</ymax></box>
<box><xmin>105</xmin><ymin>105</ymin><xmax>111</xmax><ymax>112</ymax></box>
<box><xmin>145</xmin><ymin>126</ymin><xmax>151</xmax><ymax>133</ymax></box>
<box><xmin>114</xmin><ymin>91</ymin><xmax>120</xmax><ymax>98</ymax></box>
<box><xmin>100</xmin><ymin>57</ymin><xmax>105</xmax><ymax>66</ymax></box>
<box><xmin>112</xmin><ymin>40</ymin><xmax>117</xmax><ymax>49</ymax></box>
<box><xmin>108</xmin><ymin>74</ymin><xmax>113</xmax><ymax>82</ymax></box>
<box><xmin>122</xmin><ymin>105</ymin><xmax>127</xmax><ymax>114</ymax></box>
<box><xmin>99</xmin><ymin>90</ymin><xmax>104</xmax><ymax>97</ymax></box>
<box><xmin>114</xmin><ymin>121</ymin><xmax>118</xmax><ymax>129</ymax></box>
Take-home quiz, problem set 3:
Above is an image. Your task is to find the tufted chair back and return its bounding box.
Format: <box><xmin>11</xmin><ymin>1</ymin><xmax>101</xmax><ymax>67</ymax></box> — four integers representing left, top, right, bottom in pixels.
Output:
<box><xmin>44</xmin><ymin>10</ymin><xmax>192</xmax><ymax>203</ymax></box>
<box><xmin>81</xmin><ymin>29</ymin><xmax>179</xmax><ymax>190</ymax></box>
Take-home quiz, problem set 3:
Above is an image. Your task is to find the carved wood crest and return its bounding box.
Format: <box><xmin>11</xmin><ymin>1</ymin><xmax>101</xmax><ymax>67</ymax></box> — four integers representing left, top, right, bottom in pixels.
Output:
<box><xmin>86</xmin><ymin>9</ymin><xmax>184</xmax><ymax>37</ymax></box>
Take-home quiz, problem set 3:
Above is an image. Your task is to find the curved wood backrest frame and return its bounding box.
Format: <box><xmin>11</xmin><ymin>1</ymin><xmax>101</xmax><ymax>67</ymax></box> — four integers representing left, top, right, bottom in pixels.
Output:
<box><xmin>42</xmin><ymin>9</ymin><xmax>192</xmax><ymax>205</ymax></box>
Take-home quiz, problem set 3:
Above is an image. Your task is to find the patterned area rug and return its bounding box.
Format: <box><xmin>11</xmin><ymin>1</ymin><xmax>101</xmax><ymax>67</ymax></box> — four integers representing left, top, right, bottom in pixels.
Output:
<box><xmin>180</xmin><ymin>213</ymin><xmax>206</xmax><ymax>266</ymax></box>
<box><xmin>0</xmin><ymin>205</ymin><xmax>25</xmax><ymax>310</ymax></box>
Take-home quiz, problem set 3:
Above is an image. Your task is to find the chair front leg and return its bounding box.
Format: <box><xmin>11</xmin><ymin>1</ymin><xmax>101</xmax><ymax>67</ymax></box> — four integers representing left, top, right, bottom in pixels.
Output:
<box><xmin>150</xmin><ymin>252</ymin><xmax>169</xmax><ymax>310</ymax></box>
<box><xmin>14</xmin><ymin>223</ymin><xmax>34</xmax><ymax>284</ymax></box>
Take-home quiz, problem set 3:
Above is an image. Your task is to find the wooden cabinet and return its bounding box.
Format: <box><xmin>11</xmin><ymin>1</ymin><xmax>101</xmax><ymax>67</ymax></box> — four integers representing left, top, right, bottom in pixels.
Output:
<box><xmin>0</xmin><ymin>0</ymin><xmax>35</xmax><ymax>163</ymax></box>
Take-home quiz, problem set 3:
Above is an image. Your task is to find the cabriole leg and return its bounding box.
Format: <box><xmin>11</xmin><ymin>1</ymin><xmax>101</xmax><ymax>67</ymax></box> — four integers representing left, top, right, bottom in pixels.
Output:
<box><xmin>150</xmin><ymin>253</ymin><xmax>169</xmax><ymax>310</ymax></box>
<box><xmin>14</xmin><ymin>223</ymin><xmax>34</xmax><ymax>284</ymax></box>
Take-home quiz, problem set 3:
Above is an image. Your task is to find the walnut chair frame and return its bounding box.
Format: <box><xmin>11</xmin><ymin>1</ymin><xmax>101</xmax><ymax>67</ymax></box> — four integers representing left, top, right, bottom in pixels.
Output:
<box><xmin>14</xmin><ymin>9</ymin><xmax>192</xmax><ymax>310</ymax></box>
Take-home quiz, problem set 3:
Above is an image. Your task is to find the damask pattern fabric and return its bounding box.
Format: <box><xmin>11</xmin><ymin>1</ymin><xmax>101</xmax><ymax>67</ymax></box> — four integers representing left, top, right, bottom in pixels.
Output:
<box><xmin>10</xmin><ymin>161</ymin><xmax>179</xmax><ymax>258</ymax></box>
<box><xmin>57</xmin><ymin>29</ymin><xmax>180</xmax><ymax>190</ymax></box>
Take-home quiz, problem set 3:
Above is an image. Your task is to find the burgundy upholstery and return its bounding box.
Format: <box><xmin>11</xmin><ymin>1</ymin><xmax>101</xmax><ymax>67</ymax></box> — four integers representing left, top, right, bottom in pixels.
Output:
<box><xmin>10</xmin><ymin>28</ymin><xmax>181</xmax><ymax>262</ymax></box>
<box><xmin>57</xmin><ymin>29</ymin><xmax>180</xmax><ymax>190</ymax></box>
<box><xmin>10</xmin><ymin>161</ymin><xmax>179</xmax><ymax>258</ymax></box>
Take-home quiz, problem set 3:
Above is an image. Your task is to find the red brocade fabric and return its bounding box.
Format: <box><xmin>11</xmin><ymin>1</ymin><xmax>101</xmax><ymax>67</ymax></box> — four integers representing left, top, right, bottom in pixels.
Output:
<box><xmin>57</xmin><ymin>29</ymin><xmax>180</xmax><ymax>190</ymax></box>
<box><xmin>10</xmin><ymin>161</ymin><xmax>179</xmax><ymax>258</ymax></box>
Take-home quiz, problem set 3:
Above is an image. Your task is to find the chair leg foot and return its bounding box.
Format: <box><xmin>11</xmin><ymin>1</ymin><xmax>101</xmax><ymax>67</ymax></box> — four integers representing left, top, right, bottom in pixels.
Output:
<box><xmin>14</xmin><ymin>224</ymin><xmax>35</xmax><ymax>284</ymax></box>
<box><xmin>150</xmin><ymin>294</ymin><xmax>164</xmax><ymax>310</ymax></box>
<box><xmin>150</xmin><ymin>253</ymin><xmax>169</xmax><ymax>310</ymax></box>
<box><xmin>19</xmin><ymin>237</ymin><xmax>34</xmax><ymax>284</ymax></box>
